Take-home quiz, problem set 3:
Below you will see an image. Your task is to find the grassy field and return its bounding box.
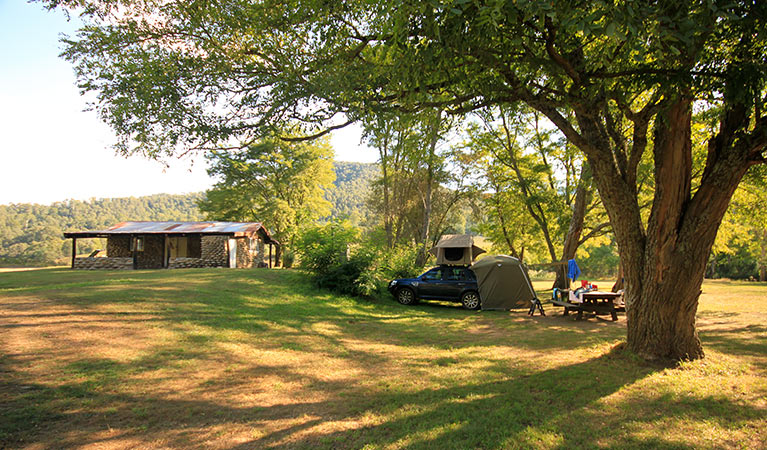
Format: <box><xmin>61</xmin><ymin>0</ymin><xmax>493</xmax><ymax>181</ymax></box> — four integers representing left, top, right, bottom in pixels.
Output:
<box><xmin>0</xmin><ymin>268</ymin><xmax>765</xmax><ymax>449</ymax></box>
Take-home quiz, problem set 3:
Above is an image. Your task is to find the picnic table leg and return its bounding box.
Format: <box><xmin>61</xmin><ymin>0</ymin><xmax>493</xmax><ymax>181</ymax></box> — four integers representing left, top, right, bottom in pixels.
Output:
<box><xmin>563</xmin><ymin>307</ymin><xmax>569</xmax><ymax>316</ymax></box>
<box><xmin>576</xmin><ymin>308</ymin><xmax>583</xmax><ymax>320</ymax></box>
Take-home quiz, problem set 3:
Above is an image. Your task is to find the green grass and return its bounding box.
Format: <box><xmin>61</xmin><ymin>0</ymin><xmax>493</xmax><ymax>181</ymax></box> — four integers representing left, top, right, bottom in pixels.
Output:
<box><xmin>0</xmin><ymin>268</ymin><xmax>765</xmax><ymax>449</ymax></box>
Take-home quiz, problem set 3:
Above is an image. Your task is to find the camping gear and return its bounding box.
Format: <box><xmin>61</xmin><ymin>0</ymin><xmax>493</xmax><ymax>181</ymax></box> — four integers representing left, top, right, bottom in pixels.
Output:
<box><xmin>470</xmin><ymin>255</ymin><xmax>538</xmax><ymax>310</ymax></box>
<box><xmin>430</xmin><ymin>234</ymin><xmax>486</xmax><ymax>266</ymax></box>
<box><xmin>528</xmin><ymin>298</ymin><xmax>546</xmax><ymax>316</ymax></box>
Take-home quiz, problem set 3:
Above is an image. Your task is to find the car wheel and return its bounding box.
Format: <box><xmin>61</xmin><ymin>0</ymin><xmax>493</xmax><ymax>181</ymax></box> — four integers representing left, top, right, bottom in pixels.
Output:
<box><xmin>461</xmin><ymin>291</ymin><xmax>480</xmax><ymax>310</ymax></box>
<box><xmin>397</xmin><ymin>287</ymin><xmax>417</xmax><ymax>306</ymax></box>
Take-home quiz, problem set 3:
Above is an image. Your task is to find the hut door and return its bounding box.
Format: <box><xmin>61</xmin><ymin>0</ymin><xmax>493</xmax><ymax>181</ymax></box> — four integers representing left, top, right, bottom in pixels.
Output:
<box><xmin>228</xmin><ymin>239</ymin><xmax>237</xmax><ymax>268</ymax></box>
<box><xmin>168</xmin><ymin>237</ymin><xmax>188</xmax><ymax>258</ymax></box>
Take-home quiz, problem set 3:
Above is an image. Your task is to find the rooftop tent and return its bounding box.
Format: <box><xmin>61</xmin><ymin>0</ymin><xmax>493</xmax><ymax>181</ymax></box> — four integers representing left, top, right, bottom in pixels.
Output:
<box><xmin>429</xmin><ymin>234</ymin><xmax>486</xmax><ymax>266</ymax></box>
<box><xmin>471</xmin><ymin>255</ymin><xmax>537</xmax><ymax>310</ymax></box>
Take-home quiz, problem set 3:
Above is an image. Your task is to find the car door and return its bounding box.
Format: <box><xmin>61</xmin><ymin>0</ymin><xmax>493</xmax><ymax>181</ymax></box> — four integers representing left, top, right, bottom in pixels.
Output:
<box><xmin>418</xmin><ymin>268</ymin><xmax>443</xmax><ymax>298</ymax></box>
<box><xmin>440</xmin><ymin>267</ymin><xmax>467</xmax><ymax>300</ymax></box>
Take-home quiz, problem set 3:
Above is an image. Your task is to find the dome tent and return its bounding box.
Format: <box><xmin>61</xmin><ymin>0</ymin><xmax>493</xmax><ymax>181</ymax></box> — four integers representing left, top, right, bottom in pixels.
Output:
<box><xmin>471</xmin><ymin>255</ymin><xmax>537</xmax><ymax>310</ymax></box>
<box><xmin>429</xmin><ymin>234</ymin><xmax>486</xmax><ymax>266</ymax></box>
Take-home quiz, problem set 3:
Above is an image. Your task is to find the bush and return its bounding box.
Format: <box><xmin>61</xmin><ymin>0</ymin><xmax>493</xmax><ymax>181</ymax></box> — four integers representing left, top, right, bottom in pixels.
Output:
<box><xmin>316</xmin><ymin>251</ymin><xmax>376</xmax><ymax>296</ymax></box>
<box><xmin>282</xmin><ymin>250</ymin><xmax>295</xmax><ymax>268</ymax></box>
<box><xmin>295</xmin><ymin>222</ymin><xmax>424</xmax><ymax>298</ymax></box>
<box><xmin>294</xmin><ymin>221</ymin><xmax>359</xmax><ymax>275</ymax></box>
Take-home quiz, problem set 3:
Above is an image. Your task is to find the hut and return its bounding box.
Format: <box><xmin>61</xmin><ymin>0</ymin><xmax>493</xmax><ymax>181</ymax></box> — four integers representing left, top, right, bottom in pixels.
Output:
<box><xmin>64</xmin><ymin>221</ymin><xmax>279</xmax><ymax>270</ymax></box>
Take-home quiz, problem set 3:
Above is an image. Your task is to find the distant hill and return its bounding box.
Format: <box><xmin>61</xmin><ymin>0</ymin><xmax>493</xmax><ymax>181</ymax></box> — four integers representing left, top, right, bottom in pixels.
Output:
<box><xmin>326</xmin><ymin>161</ymin><xmax>378</xmax><ymax>224</ymax></box>
<box><xmin>0</xmin><ymin>162</ymin><xmax>379</xmax><ymax>266</ymax></box>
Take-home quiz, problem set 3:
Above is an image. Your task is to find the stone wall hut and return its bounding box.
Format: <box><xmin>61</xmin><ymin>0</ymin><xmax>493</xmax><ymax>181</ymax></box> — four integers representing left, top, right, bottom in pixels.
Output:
<box><xmin>64</xmin><ymin>221</ymin><xmax>279</xmax><ymax>270</ymax></box>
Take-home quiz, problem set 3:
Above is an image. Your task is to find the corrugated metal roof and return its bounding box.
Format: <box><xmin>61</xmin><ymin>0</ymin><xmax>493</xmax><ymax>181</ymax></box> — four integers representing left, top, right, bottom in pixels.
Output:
<box><xmin>65</xmin><ymin>221</ymin><xmax>278</xmax><ymax>244</ymax></box>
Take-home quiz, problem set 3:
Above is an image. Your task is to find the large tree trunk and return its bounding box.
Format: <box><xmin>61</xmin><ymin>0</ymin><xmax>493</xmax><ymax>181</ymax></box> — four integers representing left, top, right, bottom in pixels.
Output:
<box><xmin>537</xmin><ymin>94</ymin><xmax>762</xmax><ymax>361</ymax></box>
<box><xmin>625</xmin><ymin>100</ymin><xmax>753</xmax><ymax>360</ymax></box>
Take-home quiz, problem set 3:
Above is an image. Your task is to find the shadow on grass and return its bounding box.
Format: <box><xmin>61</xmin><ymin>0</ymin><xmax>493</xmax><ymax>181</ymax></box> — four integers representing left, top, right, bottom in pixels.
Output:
<box><xmin>2</xmin><ymin>344</ymin><xmax>761</xmax><ymax>449</ymax></box>
<box><xmin>700</xmin><ymin>326</ymin><xmax>767</xmax><ymax>360</ymax></box>
<box><xmin>3</xmin><ymin>269</ymin><xmax>760</xmax><ymax>448</ymax></box>
<box><xmin>1</xmin><ymin>269</ymin><xmax>626</xmax><ymax>354</ymax></box>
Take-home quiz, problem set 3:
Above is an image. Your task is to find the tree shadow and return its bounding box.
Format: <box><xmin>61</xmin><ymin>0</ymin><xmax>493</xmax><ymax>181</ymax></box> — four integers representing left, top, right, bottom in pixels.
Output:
<box><xmin>2</xmin><ymin>269</ymin><xmax>764</xmax><ymax>448</ymax></box>
<box><xmin>3</xmin><ymin>343</ymin><xmax>761</xmax><ymax>449</ymax></box>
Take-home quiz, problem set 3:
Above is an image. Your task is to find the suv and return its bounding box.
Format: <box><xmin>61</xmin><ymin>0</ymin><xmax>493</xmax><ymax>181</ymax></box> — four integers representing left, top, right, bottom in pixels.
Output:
<box><xmin>388</xmin><ymin>266</ymin><xmax>481</xmax><ymax>310</ymax></box>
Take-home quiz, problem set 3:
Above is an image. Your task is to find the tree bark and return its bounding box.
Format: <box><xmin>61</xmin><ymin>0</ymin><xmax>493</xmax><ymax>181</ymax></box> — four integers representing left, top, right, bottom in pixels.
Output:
<box><xmin>612</xmin><ymin>261</ymin><xmax>623</xmax><ymax>292</ymax></box>
<box><xmin>535</xmin><ymin>93</ymin><xmax>763</xmax><ymax>361</ymax></box>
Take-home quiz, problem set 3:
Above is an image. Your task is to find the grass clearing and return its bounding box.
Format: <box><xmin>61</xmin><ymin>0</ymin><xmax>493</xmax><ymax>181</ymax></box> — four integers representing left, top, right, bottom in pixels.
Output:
<box><xmin>1</xmin><ymin>268</ymin><xmax>765</xmax><ymax>449</ymax></box>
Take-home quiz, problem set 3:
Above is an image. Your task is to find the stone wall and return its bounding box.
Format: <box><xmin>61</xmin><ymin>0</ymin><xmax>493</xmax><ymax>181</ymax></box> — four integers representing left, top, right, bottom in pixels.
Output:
<box><xmin>75</xmin><ymin>234</ymin><xmax>268</xmax><ymax>270</ymax></box>
<box><xmin>234</xmin><ymin>237</ymin><xmax>266</xmax><ymax>268</ymax></box>
<box><xmin>236</xmin><ymin>239</ymin><xmax>252</xmax><ymax>268</ymax></box>
<box><xmin>74</xmin><ymin>257</ymin><xmax>133</xmax><ymax>270</ymax></box>
<box><xmin>107</xmin><ymin>236</ymin><xmax>131</xmax><ymax>257</ymax></box>
<box><xmin>168</xmin><ymin>257</ymin><xmax>221</xmax><ymax>269</ymax></box>
<box><xmin>135</xmin><ymin>235</ymin><xmax>165</xmax><ymax>269</ymax></box>
<box><xmin>201</xmin><ymin>236</ymin><xmax>229</xmax><ymax>267</ymax></box>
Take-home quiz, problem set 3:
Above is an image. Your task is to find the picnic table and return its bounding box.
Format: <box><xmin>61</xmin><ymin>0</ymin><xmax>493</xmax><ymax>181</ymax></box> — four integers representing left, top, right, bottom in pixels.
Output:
<box><xmin>552</xmin><ymin>290</ymin><xmax>622</xmax><ymax>321</ymax></box>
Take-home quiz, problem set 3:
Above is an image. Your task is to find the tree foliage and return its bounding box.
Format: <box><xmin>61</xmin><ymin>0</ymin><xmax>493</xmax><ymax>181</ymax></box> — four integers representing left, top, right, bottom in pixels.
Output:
<box><xmin>199</xmin><ymin>134</ymin><xmax>336</xmax><ymax>259</ymax></box>
<box><xmin>465</xmin><ymin>105</ymin><xmax>610</xmax><ymax>268</ymax></box>
<box><xmin>362</xmin><ymin>111</ymin><xmax>476</xmax><ymax>254</ymax></box>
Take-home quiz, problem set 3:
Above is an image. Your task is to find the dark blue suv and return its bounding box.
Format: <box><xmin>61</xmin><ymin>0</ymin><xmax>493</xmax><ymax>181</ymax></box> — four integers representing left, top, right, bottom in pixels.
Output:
<box><xmin>388</xmin><ymin>266</ymin><xmax>481</xmax><ymax>310</ymax></box>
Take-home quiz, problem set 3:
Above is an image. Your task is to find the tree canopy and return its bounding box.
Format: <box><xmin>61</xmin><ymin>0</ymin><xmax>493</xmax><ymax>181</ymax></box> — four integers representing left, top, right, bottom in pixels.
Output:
<box><xmin>198</xmin><ymin>134</ymin><xmax>336</xmax><ymax>263</ymax></box>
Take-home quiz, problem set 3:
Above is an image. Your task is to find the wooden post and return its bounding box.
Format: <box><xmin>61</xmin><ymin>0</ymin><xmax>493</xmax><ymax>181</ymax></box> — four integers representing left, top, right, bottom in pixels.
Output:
<box><xmin>71</xmin><ymin>238</ymin><xmax>77</xmax><ymax>269</ymax></box>
<box><xmin>163</xmin><ymin>234</ymin><xmax>168</xmax><ymax>269</ymax></box>
<box><xmin>269</xmin><ymin>243</ymin><xmax>272</xmax><ymax>268</ymax></box>
<box><xmin>132</xmin><ymin>235</ymin><xmax>138</xmax><ymax>270</ymax></box>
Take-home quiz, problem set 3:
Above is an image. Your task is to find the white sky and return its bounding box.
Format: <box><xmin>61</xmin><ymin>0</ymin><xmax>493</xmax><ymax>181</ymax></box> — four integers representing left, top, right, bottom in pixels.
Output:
<box><xmin>0</xmin><ymin>0</ymin><xmax>377</xmax><ymax>206</ymax></box>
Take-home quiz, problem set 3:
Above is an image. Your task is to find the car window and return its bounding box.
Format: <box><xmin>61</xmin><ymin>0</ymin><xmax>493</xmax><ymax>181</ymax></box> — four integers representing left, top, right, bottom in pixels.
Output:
<box><xmin>444</xmin><ymin>268</ymin><xmax>463</xmax><ymax>281</ymax></box>
<box><xmin>464</xmin><ymin>269</ymin><xmax>477</xmax><ymax>281</ymax></box>
<box><xmin>421</xmin><ymin>268</ymin><xmax>442</xmax><ymax>281</ymax></box>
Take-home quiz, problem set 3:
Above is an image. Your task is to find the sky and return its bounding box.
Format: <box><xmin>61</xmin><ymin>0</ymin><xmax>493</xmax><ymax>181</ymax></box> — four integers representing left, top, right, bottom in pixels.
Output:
<box><xmin>0</xmin><ymin>0</ymin><xmax>377</xmax><ymax>206</ymax></box>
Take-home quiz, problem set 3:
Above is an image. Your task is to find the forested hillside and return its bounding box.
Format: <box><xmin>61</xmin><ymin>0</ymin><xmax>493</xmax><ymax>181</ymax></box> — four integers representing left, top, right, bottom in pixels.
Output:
<box><xmin>0</xmin><ymin>194</ymin><xmax>205</xmax><ymax>266</ymax></box>
<box><xmin>326</xmin><ymin>161</ymin><xmax>377</xmax><ymax>224</ymax></box>
<box><xmin>0</xmin><ymin>162</ymin><xmax>376</xmax><ymax>266</ymax></box>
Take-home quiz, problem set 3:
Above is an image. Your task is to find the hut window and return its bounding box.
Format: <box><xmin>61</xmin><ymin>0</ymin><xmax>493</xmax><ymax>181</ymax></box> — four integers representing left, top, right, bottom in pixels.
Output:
<box><xmin>444</xmin><ymin>247</ymin><xmax>464</xmax><ymax>261</ymax></box>
<box><xmin>132</xmin><ymin>237</ymin><xmax>145</xmax><ymax>252</ymax></box>
<box><xmin>249</xmin><ymin>237</ymin><xmax>258</xmax><ymax>252</ymax></box>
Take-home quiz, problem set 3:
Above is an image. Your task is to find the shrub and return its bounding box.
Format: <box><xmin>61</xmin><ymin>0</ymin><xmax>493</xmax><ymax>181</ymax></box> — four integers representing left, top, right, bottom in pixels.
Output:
<box><xmin>294</xmin><ymin>221</ymin><xmax>359</xmax><ymax>275</ymax></box>
<box><xmin>295</xmin><ymin>223</ymin><xmax>424</xmax><ymax>298</ymax></box>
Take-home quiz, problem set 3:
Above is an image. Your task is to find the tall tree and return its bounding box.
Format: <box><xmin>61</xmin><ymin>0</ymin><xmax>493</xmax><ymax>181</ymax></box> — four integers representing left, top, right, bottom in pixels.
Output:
<box><xmin>199</xmin><ymin>135</ymin><xmax>335</xmax><ymax>265</ymax></box>
<box><xmin>362</xmin><ymin>109</ymin><xmax>467</xmax><ymax>262</ymax></box>
<box><xmin>48</xmin><ymin>0</ymin><xmax>767</xmax><ymax>360</ymax></box>
<box><xmin>468</xmin><ymin>106</ymin><xmax>610</xmax><ymax>284</ymax></box>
